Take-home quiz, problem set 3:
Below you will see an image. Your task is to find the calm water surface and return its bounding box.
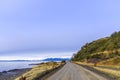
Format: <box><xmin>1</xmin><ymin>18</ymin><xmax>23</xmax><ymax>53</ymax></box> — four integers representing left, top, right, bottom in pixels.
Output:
<box><xmin>0</xmin><ymin>61</ymin><xmax>43</xmax><ymax>72</ymax></box>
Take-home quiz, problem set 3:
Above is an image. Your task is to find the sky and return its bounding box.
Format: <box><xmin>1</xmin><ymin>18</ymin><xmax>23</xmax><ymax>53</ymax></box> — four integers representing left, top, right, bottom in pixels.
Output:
<box><xmin>0</xmin><ymin>0</ymin><xmax>120</xmax><ymax>60</ymax></box>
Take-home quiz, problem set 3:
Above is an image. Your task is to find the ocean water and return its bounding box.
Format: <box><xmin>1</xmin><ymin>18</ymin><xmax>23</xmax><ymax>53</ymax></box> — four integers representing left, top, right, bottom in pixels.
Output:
<box><xmin>0</xmin><ymin>61</ymin><xmax>43</xmax><ymax>72</ymax></box>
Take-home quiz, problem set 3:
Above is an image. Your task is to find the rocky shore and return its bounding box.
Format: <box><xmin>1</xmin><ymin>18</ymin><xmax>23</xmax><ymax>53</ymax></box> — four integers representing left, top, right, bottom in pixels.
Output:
<box><xmin>0</xmin><ymin>68</ymin><xmax>31</xmax><ymax>80</ymax></box>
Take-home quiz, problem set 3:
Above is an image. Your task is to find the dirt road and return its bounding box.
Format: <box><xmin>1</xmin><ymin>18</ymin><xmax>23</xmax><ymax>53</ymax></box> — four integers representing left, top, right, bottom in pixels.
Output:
<box><xmin>45</xmin><ymin>62</ymin><xmax>109</xmax><ymax>80</ymax></box>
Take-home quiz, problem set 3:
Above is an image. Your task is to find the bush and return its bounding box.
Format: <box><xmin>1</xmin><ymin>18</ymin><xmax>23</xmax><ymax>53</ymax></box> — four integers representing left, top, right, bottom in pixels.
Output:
<box><xmin>61</xmin><ymin>60</ymin><xmax>66</xmax><ymax>64</ymax></box>
<box><xmin>19</xmin><ymin>76</ymin><xmax>26</xmax><ymax>80</ymax></box>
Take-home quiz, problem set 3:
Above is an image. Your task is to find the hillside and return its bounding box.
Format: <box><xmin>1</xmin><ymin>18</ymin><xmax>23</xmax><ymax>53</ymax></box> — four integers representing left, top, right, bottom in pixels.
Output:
<box><xmin>72</xmin><ymin>31</ymin><xmax>120</xmax><ymax>64</ymax></box>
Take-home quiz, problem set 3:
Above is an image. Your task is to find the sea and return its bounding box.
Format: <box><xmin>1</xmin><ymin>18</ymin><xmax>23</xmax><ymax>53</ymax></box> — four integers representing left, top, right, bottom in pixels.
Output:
<box><xmin>0</xmin><ymin>61</ymin><xmax>44</xmax><ymax>72</ymax></box>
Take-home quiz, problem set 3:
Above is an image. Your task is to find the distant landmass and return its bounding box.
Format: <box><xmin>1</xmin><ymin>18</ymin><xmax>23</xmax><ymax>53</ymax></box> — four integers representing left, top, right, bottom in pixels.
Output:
<box><xmin>42</xmin><ymin>58</ymin><xmax>70</xmax><ymax>61</ymax></box>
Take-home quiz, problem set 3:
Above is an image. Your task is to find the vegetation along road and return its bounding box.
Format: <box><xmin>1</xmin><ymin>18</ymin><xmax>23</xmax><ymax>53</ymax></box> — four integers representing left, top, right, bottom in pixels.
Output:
<box><xmin>45</xmin><ymin>62</ymin><xmax>109</xmax><ymax>80</ymax></box>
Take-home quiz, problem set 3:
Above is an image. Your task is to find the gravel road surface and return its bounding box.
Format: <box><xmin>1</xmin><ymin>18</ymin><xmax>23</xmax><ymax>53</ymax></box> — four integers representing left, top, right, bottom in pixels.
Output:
<box><xmin>45</xmin><ymin>62</ymin><xmax>109</xmax><ymax>80</ymax></box>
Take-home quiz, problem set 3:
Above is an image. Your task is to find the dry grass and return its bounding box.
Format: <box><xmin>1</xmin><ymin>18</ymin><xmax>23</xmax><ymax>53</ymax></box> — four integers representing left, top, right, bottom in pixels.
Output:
<box><xmin>98</xmin><ymin>56</ymin><xmax>120</xmax><ymax>66</ymax></box>
<box><xmin>94</xmin><ymin>67</ymin><xmax>120</xmax><ymax>80</ymax></box>
<box><xmin>74</xmin><ymin>61</ymin><xmax>94</xmax><ymax>66</ymax></box>
<box><xmin>15</xmin><ymin>62</ymin><xmax>63</xmax><ymax>80</ymax></box>
<box><xmin>75</xmin><ymin>61</ymin><xmax>120</xmax><ymax>80</ymax></box>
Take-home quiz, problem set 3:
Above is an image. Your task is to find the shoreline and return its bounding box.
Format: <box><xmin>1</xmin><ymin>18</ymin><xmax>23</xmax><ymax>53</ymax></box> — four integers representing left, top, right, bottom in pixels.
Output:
<box><xmin>0</xmin><ymin>68</ymin><xmax>31</xmax><ymax>80</ymax></box>
<box><xmin>15</xmin><ymin>61</ymin><xmax>66</xmax><ymax>80</ymax></box>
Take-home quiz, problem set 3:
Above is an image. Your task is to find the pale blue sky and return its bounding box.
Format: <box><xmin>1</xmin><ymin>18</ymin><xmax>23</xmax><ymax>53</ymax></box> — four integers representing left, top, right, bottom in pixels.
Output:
<box><xmin>0</xmin><ymin>0</ymin><xmax>120</xmax><ymax>60</ymax></box>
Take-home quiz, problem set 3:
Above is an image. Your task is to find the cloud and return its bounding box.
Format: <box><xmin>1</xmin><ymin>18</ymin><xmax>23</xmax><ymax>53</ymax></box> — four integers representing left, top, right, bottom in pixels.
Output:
<box><xmin>0</xmin><ymin>52</ymin><xmax>73</xmax><ymax>60</ymax></box>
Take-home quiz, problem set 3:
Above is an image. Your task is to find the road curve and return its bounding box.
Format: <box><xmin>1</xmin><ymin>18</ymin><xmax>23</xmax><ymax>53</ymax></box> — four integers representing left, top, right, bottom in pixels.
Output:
<box><xmin>45</xmin><ymin>62</ymin><xmax>109</xmax><ymax>80</ymax></box>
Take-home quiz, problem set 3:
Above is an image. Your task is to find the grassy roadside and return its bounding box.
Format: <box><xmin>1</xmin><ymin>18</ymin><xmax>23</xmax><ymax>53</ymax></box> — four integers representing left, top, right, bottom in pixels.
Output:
<box><xmin>74</xmin><ymin>61</ymin><xmax>120</xmax><ymax>80</ymax></box>
<box><xmin>94</xmin><ymin>67</ymin><xmax>120</xmax><ymax>80</ymax></box>
<box><xmin>15</xmin><ymin>61</ymin><xmax>65</xmax><ymax>80</ymax></box>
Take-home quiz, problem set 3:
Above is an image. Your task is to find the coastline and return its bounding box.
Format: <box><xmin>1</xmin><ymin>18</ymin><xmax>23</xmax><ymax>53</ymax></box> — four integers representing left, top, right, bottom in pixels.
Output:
<box><xmin>0</xmin><ymin>68</ymin><xmax>31</xmax><ymax>80</ymax></box>
<box><xmin>15</xmin><ymin>61</ymin><xmax>66</xmax><ymax>80</ymax></box>
<box><xmin>0</xmin><ymin>61</ymin><xmax>66</xmax><ymax>80</ymax></box>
